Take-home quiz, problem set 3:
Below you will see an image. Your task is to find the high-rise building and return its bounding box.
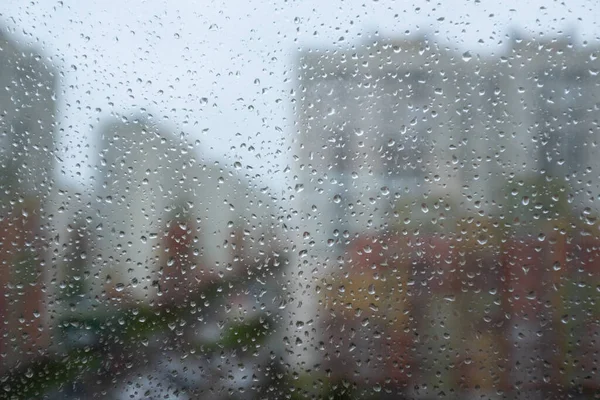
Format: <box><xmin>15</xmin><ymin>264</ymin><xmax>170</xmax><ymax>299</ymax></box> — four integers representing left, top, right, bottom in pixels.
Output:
<box><xmin>291</xmin><ymin>33</ymin><xmax>600</xmax><ymax>386</ymax></box>
<box><xmin>48</xmin><ymin>114</ymin><xmax>285</xmax><ymax>308</ymax></box>
<box><xmin>0</xmin><ymin>28</ymin><xmax>58</xmax><ymax>370</ymax></box>
<box><xmin>294</xmin><ymin>33</ymin><xmax>600</xmax><ymax>261</ymax></box>
<box><xmin>294</xmin><ymin>36</ymin><xmax>468</xmax><ymax>253</ymax></box>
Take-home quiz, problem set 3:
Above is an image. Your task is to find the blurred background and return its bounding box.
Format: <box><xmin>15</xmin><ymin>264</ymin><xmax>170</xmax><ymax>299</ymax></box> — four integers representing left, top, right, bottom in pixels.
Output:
<box><xmin>0</xmin><ymin>0</ymin><xmax>600</xmax><ymax>399</ymax></box>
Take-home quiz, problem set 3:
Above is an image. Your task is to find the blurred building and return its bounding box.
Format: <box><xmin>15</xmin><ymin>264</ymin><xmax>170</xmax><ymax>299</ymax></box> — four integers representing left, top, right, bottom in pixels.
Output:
<box><xmin>295</xmin><ymin>36</ymin><xmax>465</xmax><ymax>242</ymax></box>
<box><xmin>0</xmin><ymin>29</ymin><xmax>58</xmax><ymax>370</ymax></box>
<box><xmin>292</xmin><ymin>34</ymin><xmax>470</xmax><ymax>373</ymax></box>
<box><xmin>294</xmin><ymin>33</ymin><xmax>600</xmax><ymax>253</ymax></box>
<box><xmin>0</xmin><ymin>31</ymin><xmax>57</xmax><ymax>197</ymax></box>
<box><xmin>47</xmin><ymin>114</ymin><xmax>285</xmax><ymax>313</ymax></box>
<box><xmin>292</xmin><ymin>33</ymin><xmax>600</xmax><ymax>396</ymax></box>
<box><xmin>465</xmin><ymin>34</ymin><xmax>600</xmax><ymax>213</ymax></box>
<box><xmin>37</xmin><ymin>114</ymin><xmax>291</xmax><ymax>398</ymax></box>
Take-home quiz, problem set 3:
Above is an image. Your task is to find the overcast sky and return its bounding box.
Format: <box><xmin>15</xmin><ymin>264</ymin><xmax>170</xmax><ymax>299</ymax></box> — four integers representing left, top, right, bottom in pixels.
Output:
<box><xmin>2</xmin><ymin>0</ymin><xmax>599</xmax><ymax>193</ymax></box>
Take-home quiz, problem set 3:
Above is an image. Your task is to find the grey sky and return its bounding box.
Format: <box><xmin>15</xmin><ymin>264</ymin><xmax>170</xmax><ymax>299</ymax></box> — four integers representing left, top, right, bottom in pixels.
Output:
<box><xmin>2</xmin><ymin>0</ymin><xmax>599</xmax><ymax>193</ymax></box>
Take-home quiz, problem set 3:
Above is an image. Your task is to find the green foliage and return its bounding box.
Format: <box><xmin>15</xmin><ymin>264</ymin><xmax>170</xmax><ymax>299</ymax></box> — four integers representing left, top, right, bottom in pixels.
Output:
<box><xmin>0</xmin><ymin>351</ymin><xmax>102</xmax><ymax>400</ymax></box>
<box><xmin>219</xmin><ymin>317</ymin><xmax>272</xmax><ymax>349</ymax></box>
<box><xmin>1</xmin><ymin>271</ymin><xmax>280</xmax><ymax>398</ymax></box>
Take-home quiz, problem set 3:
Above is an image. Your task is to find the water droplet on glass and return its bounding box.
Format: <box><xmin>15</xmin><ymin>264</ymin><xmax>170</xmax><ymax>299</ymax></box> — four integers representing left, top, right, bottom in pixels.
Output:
<box><xmin>552</xmin><ymin>261</ymin><xmax>561</xmax><ymax>271</ymax></box>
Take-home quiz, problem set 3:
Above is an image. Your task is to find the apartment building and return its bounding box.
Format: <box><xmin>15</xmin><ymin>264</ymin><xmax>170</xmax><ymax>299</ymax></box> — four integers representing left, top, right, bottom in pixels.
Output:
<box><xmin>291</xmin><ymin>33</ymin><xmax>600</xmax><ymax>392</ymax></box>
<box><xmin>47</xmin><ymin>114</ymin><xmax>285</xmax><ymax>308</ymax></box>
<box><xmin>0</xmin><ymin>29</ymin><xmax>58</xmax><ymax>370</ymax></box>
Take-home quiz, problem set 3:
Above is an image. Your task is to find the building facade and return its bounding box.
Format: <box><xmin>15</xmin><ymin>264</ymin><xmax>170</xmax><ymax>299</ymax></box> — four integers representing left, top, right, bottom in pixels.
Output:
<box><xmin>0</xmin><ymin>29</ymin><xmax>58</xmax><ymax>370</ymax></box>
<box><xmin>47</xmin><ymin>114</ymin><xmax>286</xmax><ymax>311</ymax></box>
<box><xmin>291</xmin><ymin>33</ymin><xmax>600</xmax><ymax>392</ymax></box>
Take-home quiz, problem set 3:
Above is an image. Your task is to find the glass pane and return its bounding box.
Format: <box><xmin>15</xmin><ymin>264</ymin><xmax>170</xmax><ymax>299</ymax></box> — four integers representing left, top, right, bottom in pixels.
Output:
<box><xmin>1</xmin><ymin>1</ymin><xmax>599</xmax><ymax>399</ymax></box>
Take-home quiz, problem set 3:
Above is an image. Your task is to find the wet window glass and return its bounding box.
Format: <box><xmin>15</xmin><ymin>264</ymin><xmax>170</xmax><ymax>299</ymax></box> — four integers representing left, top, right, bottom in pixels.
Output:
<box><xmin>1</xmin><ymin>1</ymin><xmax>600</xmax><ymax>399</ymax></box>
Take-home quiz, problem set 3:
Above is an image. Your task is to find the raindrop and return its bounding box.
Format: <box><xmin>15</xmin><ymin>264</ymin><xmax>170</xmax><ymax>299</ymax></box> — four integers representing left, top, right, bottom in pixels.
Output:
<box><xmin>552</xmin><ymin>261</ymin><xmax>561</xmax><ymax>271</ymax></box>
